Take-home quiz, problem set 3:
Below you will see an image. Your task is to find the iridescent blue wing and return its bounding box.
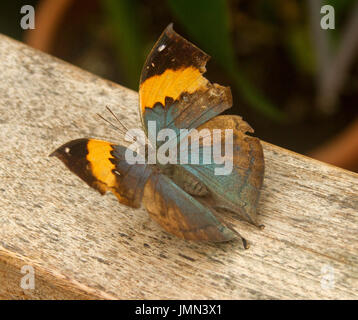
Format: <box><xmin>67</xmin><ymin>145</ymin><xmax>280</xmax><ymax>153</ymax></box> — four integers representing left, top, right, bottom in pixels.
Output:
<box><xmin>175</xmin><ymin>115</ymin><xmax>265</xmax><ymax>227</ymax></box>
<box><xmin>143</xmin><ymin>172</ymin><xmax>244</xmax><ymax>244</ymax></box>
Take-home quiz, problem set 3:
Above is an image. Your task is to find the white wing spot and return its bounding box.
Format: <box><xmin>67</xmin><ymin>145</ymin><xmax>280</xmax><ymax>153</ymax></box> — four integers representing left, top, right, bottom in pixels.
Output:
<box><xmin>114</xmin><ymin>170</ymin><xmax>121</xmax><ymax>175</ymax></box>
<box><xmin>151</xmin><ymin>62</ymin><xmax>155</xmax><ymax>67</ymax></box>
<box><xmin>158</xmin><ymin>44</ymin><xmax>166</xmax><ymax>52</ymax></box>
<box><xmin>65</xmin><ymin>147</ymin><xmax>70</xmax><ymax>153</ymax></box>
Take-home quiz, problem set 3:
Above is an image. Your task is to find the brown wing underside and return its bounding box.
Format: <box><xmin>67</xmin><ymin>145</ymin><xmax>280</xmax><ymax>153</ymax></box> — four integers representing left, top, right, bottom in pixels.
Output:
<box><xmin>173</xmin><ymin>115</ymin><xmax>265</xmax><ymax>226</ymax></box>
<box><xmin>143</xmin><ymin>172</ymin><xmax>247</xmax><ymax>244</ymax></box>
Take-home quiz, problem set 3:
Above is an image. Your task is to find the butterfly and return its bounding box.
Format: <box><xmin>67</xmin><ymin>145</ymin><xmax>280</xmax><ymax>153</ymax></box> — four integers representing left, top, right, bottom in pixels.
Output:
<box><xmin>50</xmin><ymin>24</ymin><xmax>265</xmax><ymax>248</ymax></box>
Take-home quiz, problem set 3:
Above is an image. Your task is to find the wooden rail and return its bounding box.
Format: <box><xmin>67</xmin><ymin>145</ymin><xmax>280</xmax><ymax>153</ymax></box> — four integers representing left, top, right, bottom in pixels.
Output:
<box><xmin>0</xmin><ymin>34</ymin><xmax>357</xmax><ymax>299</ymax></box>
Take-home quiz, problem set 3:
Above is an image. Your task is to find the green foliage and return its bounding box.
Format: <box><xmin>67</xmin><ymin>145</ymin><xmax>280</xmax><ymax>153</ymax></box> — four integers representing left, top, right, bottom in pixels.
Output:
<box><xmin>286</xmin><ymin>26</ymin><xmax>316</xmax><ymax>75</ymax></box>
<box><xmin>101</xmin><ymin>0</ymin><xmax>358</xmax><ymax>121</ymax></box>
<box><xmin>324</xmin><ymin>0</ymin><xmax>356</xmax><ymax>19</ymax></box>
<box><xmin>168</xmin><ymin>0</ymin><xmax>235</xmax><ymax>70</ymax></box>
<box><xmin>102</xmin><ymin>0</ymin><xmax>144</xmax><ymax>89</ymax></box>
<box><xmin>322</xmin><ymin>0</ymin><xmax>357</xmax><ymax>45</ymax></box>
<box><xmin>102</xmin><ymin>0</ymin><xmax>355</xmax><ymax>121</ymax></box>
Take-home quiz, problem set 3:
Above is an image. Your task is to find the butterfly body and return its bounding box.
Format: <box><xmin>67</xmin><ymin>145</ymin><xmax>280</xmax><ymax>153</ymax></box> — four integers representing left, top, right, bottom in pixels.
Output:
<box><xmin>170</xmin><ymin>165</ymin><xmax>209</xmax><ymax>197</ymax></box>
<box><xmin>51</xmin><ymin>24</ymin><xmax>265</xmax><ymax>247</ymax></box>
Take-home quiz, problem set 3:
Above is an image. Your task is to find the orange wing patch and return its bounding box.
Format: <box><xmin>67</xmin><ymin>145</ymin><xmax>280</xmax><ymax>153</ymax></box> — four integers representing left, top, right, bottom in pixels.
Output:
<box><xmin>85</xmin><ymin>139</ymin><xmax>133</xmax><ymax>206</ymax></box>
<box><xmin>51</xmin><ymin>138</ymin><xmax>134</xmax><ymax>206</ymax></box>
<box><xmin>86</xmin><ymin>139</ymin><xmax>116</xmax><ymax>189</ymax></box>
<box><xmin>139</xmin><ymin>67</ymin><xmax>208</xmax><ymax>112</ymax></box>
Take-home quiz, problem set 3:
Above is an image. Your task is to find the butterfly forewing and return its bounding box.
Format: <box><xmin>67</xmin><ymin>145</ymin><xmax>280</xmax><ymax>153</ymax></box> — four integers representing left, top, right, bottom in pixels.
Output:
<box><xmin>139</xmin><ymin>24</ymin><xmax>232</xmax><ymax>149</ymax></box>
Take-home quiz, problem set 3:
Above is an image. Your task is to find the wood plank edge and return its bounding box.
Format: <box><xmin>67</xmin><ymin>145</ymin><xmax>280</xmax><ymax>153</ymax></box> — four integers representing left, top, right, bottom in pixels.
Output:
<box><xmin>0</xmin><ymin>246</ymin><xmax>117</xmax><ymax>300</ymax></box>
<box><xmin>262</xmin><ymin>141</ymin><xmax>358</xmax><ymax>178</ymax></box>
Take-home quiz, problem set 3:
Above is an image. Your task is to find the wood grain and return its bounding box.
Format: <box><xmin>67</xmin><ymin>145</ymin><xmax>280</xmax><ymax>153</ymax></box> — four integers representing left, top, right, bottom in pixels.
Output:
<box><xmin>0</xmin><ymin>34</ymin><xmax>357</xmax><ymax>299</ymax></box>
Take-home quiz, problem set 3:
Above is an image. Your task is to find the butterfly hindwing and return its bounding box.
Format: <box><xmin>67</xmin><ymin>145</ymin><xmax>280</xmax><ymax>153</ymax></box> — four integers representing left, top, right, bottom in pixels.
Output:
<box><xmin>175</xmin><ymin>115</ymin><xmax>265</xmax><ymax>226</ymax></box>
<box><xmin>143</xmin><ymin>172</ymin><xmax>239</xmax><ymax>242</ymax></box>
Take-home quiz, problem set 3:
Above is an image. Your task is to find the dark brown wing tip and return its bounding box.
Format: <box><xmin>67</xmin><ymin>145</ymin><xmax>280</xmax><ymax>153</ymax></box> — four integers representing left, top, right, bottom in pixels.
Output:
<box><xmin>49</xmin><ymin>150</ymin><xmax>58</xmax><ymax>157</ymax></box>
<box><xmin>164</xmin><ymin>22</ymin><xmax>174</xmax><ymax>36</ymax></box>
<box><xmin>140</xmin><ymin>23</ymin><xmax>211</xmax><ymax>85</ymax></box>
<box><xmin>49</xmin><ymin>138</ymin><xmax>90</xmax><ymax>159</ymax></box>
<box><xmin>164</xmin><ymin>23</ymin><xmax>210</xmax><ymax>62</ymax></box>
<box><xmin>242</xmin><ymin>238</ymin><xmax>250</xmax><ymax>250</ymax></box>
<box><xmin>49</xmin><ymin>146</ymin><xmax>64</xmax><ymax>158</ymax></box>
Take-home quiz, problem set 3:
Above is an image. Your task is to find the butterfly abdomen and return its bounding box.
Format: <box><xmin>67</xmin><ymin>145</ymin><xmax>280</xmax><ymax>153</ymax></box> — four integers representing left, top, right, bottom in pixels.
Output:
<box><xmin>168</xmin><ymin>165</ymin><xmax>209</xmax><ymax>197</ymax></box>
<box><xmin>183</xmin><ymin>179</ymin><xmax>208</xmax><ymax>196</ymax></box>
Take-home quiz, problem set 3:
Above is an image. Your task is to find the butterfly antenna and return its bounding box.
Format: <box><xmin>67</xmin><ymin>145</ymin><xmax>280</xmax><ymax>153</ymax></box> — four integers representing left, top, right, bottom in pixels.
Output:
<box><xmin>105</xmin><ymin>106</ymin><xmax>141</xmax><ymax>143</ymax></box>
<box><xmin>98</xmin><ymin>106</ymin><xmax>147</xmax><ymax>149</ymax></box>
<box><xmin>96</xmin><ymin>113</ymin><xmax>127</xmax><ymax>136</ymax></box>
<box><xmin>105</xmin><ymin>106</ymin><xmax>130</xmax><ymax>132</ymax></box>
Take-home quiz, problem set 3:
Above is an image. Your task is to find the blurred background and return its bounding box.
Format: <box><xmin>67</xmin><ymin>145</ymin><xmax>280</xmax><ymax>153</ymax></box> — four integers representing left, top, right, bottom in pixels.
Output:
<box><xmin>1</xmin><ymin>0</ymin><xmax>358</xmax><ymax>172</ymax></box>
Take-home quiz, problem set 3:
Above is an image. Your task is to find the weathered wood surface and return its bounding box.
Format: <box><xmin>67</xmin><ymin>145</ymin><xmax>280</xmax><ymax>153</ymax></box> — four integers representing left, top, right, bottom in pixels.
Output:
<box><xmin>0</xmin><ymin>34</ymin><xmax>357</xmax><ymax>300</ymax></box>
